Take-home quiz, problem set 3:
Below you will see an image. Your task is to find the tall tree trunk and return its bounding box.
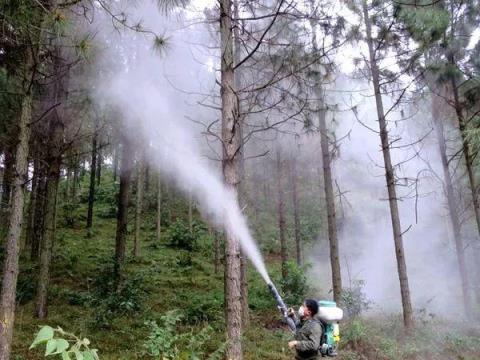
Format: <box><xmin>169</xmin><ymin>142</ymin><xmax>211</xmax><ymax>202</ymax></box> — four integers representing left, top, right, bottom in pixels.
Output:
<box><xmin>96</xmin><ymin>148</ymin><xmax>102</xmax><ymax>187</ymax></box>
<box><xmin>64</xmin><ymin>155</ymin><xmax>72</xmax><ymax>201</ymax></box>
<box><xmin>289</xmin><ymin>157</ymin><xmax>302</xmax><ymax>266</ymax></box>
<box><xmin>113</xmin><ymin>144</ymin><xmax>119</xmax><ymax>182</ymax></box>
<box><xmin>0</xmin><ymin>55</ymin><xmax>34</xmax><ymax>358</ymax></box>
<box><xmin>1</xmin><ymin>148</ymin><xmax>14</xmax><ymax>215</ymax></box>
<box><xmin>70</xmin><ymin>153</ymin><xmax>79</xmax><ymax>201</ymax></box>
<box><xmin>232</xmin><ymin>0</ymin><xmax>248</xmax><ymax>327</ymax></box>
<box><xmin>220</xmin><ymin>0</ymin><xmax>243</xmax><ymax>355</ymax></box>
<box><xmin>276</xmin><ymin>150</ymin><xmax>288</xmax><ymax>281</ymax></box>
<box><xmin>25</xmin><ymin>157</ymin><xmax>40</xmax><ymax>250</ymax></box>
<box><xmin>145</xmin><ymin>163</ymin><xmax>150</xmax><ymax>193</ymax></box>
<box><xmin>362</xmin><ymin>0</ymin><xmax>413</xmax><ymax>328</ymax></box>
<box><xmin>133</xmin><ymin>151</ymin><xmax>145</xmax><ymax>257</ymax></box>
<box><xmin>31</xmin><ymin>172</ymin><xmax>46</xmax><ymax>261</ymax></box>
<box><xmin>86</xmin><ymin>123</ymin><xmax>98</xmax><ymax>231</ymax></box>
<box><xmin>114</xmin><ymin>135</ymin><xmax>133</xmax><ymax>279</ymax></box>
<box><xmin>35</xmin><ymin>117</ymin><xmax>64</xmax><ymax>319</ymax></box>
<box><xmin>156</xmin><ymin>175</ymin><xmax>162</xmax><ymax>242</ymax></box>
<box><xmin>318</xmin><ymin>94</ymin><xmax>342</xmax><ymax>303</ymax></box>
<box><xmin>309</xmin><ymin>16</ymin><xmax>342</xmax><ymax>304</ymax></box>
<box><xmin>450</xmin><ymin>78</ymin><xmax>480</xmax><ymax>237</ymax></box>
<box><xmin>432</xmin><ymin>92</ymin><xmax>471</xmax><ymax>316</ymax></box>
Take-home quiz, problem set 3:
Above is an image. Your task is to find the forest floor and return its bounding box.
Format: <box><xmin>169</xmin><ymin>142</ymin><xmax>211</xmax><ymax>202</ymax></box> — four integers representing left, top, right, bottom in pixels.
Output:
<box><xmin>8</xmin><ymin>179</ymin><xmax>480</xmax><ymax>360</ymax></box>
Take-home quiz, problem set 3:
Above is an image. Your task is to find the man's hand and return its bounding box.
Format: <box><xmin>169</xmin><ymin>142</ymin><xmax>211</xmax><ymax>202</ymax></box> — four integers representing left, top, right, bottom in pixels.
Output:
<box><xmin>287</xmin><ymin>307</ymin><xmax>295</xmax><ymax>318</ymax></box>
<box><xmin>288</xmin><ymin>340</ymin><xmax>298</xmax><ymax>349</ymax></box>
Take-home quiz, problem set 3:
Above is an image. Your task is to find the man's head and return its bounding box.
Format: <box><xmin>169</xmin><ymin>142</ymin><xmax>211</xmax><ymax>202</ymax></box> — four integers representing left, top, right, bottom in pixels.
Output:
<box><xmin>299</xmin><ymin>299</ymin><xmax>318</xmax><ymax>319</ymax></box>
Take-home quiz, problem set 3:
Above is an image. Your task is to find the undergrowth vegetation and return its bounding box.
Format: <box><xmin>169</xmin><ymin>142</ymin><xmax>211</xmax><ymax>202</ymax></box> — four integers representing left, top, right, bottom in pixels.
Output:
<box><xmin>11</xmin><ymin>172</ymin><xmax>480</xmax><ymax>360</ymax></box>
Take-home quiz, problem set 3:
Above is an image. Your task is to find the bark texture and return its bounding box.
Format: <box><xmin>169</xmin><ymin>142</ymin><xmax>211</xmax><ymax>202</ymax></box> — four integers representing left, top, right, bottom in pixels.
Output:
<box><xmin>87</xmin><ymin>121</ymin><xmax>98</xmax><ymax>230</ymax></box>
<box><xmin>276</xmin><ymin>150</ymin><xmax>288</xmax><ymax>281</ymax></box>
<box><xmin>35</xmin><ymin>117</ymin><xmax>63</xmax><ymax>319</ymax></box>
<box><xmin>318</xmin><ymin>97</ymin><xmax>342</xmax><ymax>303</ymax></box>
<box><xmin>362</xmin><ymin>0</ymin><xmax>413</xmax><ymax>328</ymax></box>
<box><xmin>432</xmin><ymin>92</ymin><xmax>471</xmax><ymax>315</ymax></box>
<box><xmin>220</xmin><ymin>0</ymin><xmax>243</xmax><ymax>355</ymax></box>
<box><xmin>133</xmin><ymin>151</ymin><xmax>145</xmax><ymax>257</ymax></box>
<box><xmin>289</xmin><ymin>158</ymin><xmax>302</xmax><ymax>266</ymax></box>
<box><xmin>114</xmin><ymin>139</ymin><xmax>133</xmax><ymax>279</ymax></box>
<box><xmin>0</xmin><ymin>72</ymin><xmax>33</xmax><ymax>359</ymax></box>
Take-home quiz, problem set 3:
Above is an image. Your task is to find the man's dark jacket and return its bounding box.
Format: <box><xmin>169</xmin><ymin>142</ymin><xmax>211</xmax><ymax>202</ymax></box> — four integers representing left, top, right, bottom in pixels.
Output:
<box><xmin>293</xmin><ymin>318</ymin><xmax>322</xmax><ymax>359</ymax></box>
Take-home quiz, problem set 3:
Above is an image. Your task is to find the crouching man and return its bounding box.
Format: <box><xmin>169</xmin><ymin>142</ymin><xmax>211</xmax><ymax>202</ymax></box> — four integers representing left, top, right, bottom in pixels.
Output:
<box><xmin>288</xmin><ymin>299</ymin><xmax>322</xmax><ymax>360</ymax></box>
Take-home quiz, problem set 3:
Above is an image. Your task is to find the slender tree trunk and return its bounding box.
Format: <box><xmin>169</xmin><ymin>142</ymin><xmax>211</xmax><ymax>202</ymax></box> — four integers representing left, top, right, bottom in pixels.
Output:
<box><xmin>318</xmin><ymin>94</ymin><xmax>342</xmax><ymax>303</ymax></box>
<box><xmin>276</xmin><ymin>150</ymin><xmax>288</xmax><ymax>281</ymax></box>
<box><xmin>220</xmin><ymin>0</ymin><xmax>243</xmax><ymax>355</ymax></box>
<box><xmin>70</xmin><ymin>154</ymin><xmax>79</xmax><ymax>201</ymax></box>
<box><xmin>290</xmin><ymin>158</ymin><xmax>302</xmax><ymax>266</ymax></box>
<box><xmin>133</xmin><ymin>151</ymin><xmax>145</xmax><ymax>257</ymax></box>
<box><xmin>25</xmin><ymin>157</ymin><xmax>40</xmax><ymax>249</ymax></box>
<box><xmin>309</xmin><ymin>16</ymin><xmax>342</xmax><ymax>303</ymax></box>
<box><xmin>0</xmin><ymin>63</ymin><xmax>34</xmax><ymax>359</ymax></box>
<box><xmin>114</xmin><ymin>135</ymin><xmax>133</xmax><ymax>279</ymax></box>
<box><xmin>145</xmin><ymin>164</ymin><xmax>150</xmax><ymax>193</ymax></box>
<box><xmin>362</xmin><ymin>0</ymin><xmax>413</xmax><ymax>329</ymax></box>
<box><xmin>232</xmin><ymin>0</ymin><xmax>248</xmax><ymax>327</ymax></box>
<box><xmin>450</xmin><ymin>79</ymin><xmax>480</xmax><ymax>236</ymax></box>
<box><xmin>96</xmin><ymin>148</ymin><xmax>102</xmax><ymax>187</ymax></box>
<box><xmin>113</xmin><ymin>145</ymin><xmax>119</xmax><ymax>182</ymax></box>
<box><xmin>432</xmin><ymin>93</ymin><xmax>471</xmax><ymax>315</ymax></box>
<box><xmin>156</xmin><ymin>175</ymin><xmax>162</xmax><ymax>242</ymax></box>
<box><xmin>1</xmin><ymin>148</ymin><xmax>14</xmax><ymax>212</ymax></box>
<box><xmin>31</xmin><ymin>172</ymin><xmax>46</xmax><ymax>261</ymax></box>
<box><xmin>64</xmin><ymin>156</ymin><xmax>72</xmax><ymax>200</ymax></box>
<box><xmin>35</xmin><ymin>116</ymin><xmax>64</xmax><ymax>319</ymax></box>
<box><xmin>86</xmin><ymin>123</ymin><xmax>98</xmax><ymax>230</ymax></box>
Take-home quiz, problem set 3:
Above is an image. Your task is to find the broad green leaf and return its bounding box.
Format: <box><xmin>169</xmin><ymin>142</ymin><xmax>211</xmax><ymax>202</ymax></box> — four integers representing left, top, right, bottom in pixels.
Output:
<box><xmin>62</xmin><ymin>351</ymin><xmax>72</xmax><ymax>360</ymax></box>
<box><xmin>53</xmin><ymin>339</ymin><xmax>70</xmax><ymax>354</ymax></box>
<box><xmin>30</xmin><ymin>326</ymin><xmax>54</xmax><ymax>348</ymax></box>
<box><xmin>45</xmin><ymin>339</ymin><xmax>57</xmax><ymax>356</ymax></box>
<box><xmin>74</xmin><ymin>350</ymin><xmax>84</xmax><ymax>360</ymax></box>
<box><xmin>82</xmin><ymin>351</ymin><xmax>95</xmax><ymax>360</ymax></box>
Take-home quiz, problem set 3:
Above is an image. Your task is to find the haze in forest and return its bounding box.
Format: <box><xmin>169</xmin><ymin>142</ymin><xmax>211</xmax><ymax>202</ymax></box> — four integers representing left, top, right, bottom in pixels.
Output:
<box><xmin>89</xmin><ymin>1</ymin><xmax>467</xmax><ymax>315</ymax></box>
<box><xmin>306</xmin><ymin>76</ymin><xmax>467</xmax><ymax>316</ymax></box>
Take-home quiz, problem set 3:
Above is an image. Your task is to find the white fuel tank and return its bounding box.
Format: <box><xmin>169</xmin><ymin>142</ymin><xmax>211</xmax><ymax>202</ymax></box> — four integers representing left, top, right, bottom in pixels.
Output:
<box><xmin>317</xmin><ymin>306</ymin><xmax>343</xmax><ymax>323</ymax></box>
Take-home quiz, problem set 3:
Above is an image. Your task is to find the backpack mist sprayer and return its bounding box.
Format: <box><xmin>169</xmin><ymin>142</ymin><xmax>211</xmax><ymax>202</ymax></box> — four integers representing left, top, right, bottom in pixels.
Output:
<box><xmin>267</xmin><ymin>282</ymin><xmax>343</xmax><ymax>357</ymax></box>
<box><xmin>267</xmin><ymin>282</ymin><xmax>297</xmax><ymax>331</ymax></box>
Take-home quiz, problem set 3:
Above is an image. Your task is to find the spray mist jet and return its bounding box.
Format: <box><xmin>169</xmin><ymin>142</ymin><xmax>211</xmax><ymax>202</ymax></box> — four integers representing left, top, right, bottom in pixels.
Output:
<box><xmin>267</xmin><ymin>282</ymin><xmax>297</xmax><ymax>331</ymax></box>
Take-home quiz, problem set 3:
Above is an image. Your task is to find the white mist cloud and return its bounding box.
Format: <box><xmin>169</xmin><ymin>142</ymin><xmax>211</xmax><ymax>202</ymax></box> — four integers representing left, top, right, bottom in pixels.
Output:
<box><xmin>90</xmin><ymin>2</ymin><xmax>272</xmax><ymax>284</ymax></box>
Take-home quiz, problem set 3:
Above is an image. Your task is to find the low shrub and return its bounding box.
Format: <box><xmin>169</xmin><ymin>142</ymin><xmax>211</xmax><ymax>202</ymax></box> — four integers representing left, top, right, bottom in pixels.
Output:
<box><xmin>341</xmin><ymin>280</ymin><xmax>371</xmax><ymax>318</ymax></box>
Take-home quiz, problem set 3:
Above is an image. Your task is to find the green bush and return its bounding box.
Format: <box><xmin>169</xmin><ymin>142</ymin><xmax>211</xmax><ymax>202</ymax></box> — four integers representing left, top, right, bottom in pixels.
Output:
<box><xmin>95</xmin><ymin>203</ymin><xmax>117</xmax><ymax>219</ymax></box>
<box><xmin>95</xmin><ymin>181</ymin><xmax>119</xmax><ymax>204</ymax></box>
<box><xmin>341</xmin><ymin>319</ymin><xmax>367</xmax><ymax>344</ymax></box>
<box><xmin>89</xmin><ymin>267</ymin><xmax>149</xmax><ymax>328</ymax></box>
<box><xmin>182</xmin><ymin>291</ymin><xmax>224</xmax><ymax>324</ymax></box>
<box><xmin>280</xmin><ymin>261</ymin><xmax>310</xmax><ymax>306</ymax></box>
<box><xmin>248</xmin><ymin>280</ymin><xmax>277</xmax><ymax>312</ymax></box>
<box><xmin>143</xmin><ymin>310</ymin><xmax>225</xmax><ymax>360</ymax></box>
<box><xmin>60</xmin><ymin>200</ymin><xmax>77</xmax><ymax>227</ymax></box>
<box><xmin>143</xmin><ymin>311</ymin><xmax>183</xmax><ymax>359</ymax></box>
<box><xmin>341</xmin><ymin>280</ymin><xmax>371</xmax><ymax>318</ymax></box>
<box><xmin>167</xmin><ymin>220</ymin><xmax>197</xmax><ymax>250</ymax></box>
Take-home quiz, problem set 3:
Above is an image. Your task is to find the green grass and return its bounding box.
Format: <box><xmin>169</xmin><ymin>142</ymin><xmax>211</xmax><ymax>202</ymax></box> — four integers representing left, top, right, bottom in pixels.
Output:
<box><xmin>8</xmin><ymin>174</ymin><xmax>480</xmax><ymax>359</ymax></box>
